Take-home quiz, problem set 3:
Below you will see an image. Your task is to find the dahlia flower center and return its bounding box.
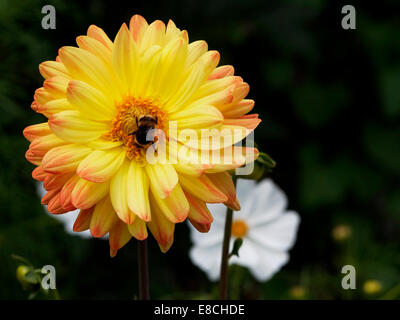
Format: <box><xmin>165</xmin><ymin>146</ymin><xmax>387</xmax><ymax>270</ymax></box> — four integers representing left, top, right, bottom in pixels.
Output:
<box><xmin>106</xmin><ymin>97</ymin><xmax>167</xmax><ymax>160</ymax></box>
<box><xmin>231</xmin><ymin>219</ymin><xmax>248</xmax><ymax>238</ymax></box>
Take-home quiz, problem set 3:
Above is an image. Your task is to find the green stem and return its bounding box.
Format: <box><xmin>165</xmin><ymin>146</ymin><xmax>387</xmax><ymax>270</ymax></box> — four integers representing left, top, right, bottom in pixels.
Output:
<box><xmin>137</xmin><ymin>239</ymin><xmax>150</xmax><ymax>300</ymax></box>
<box><xmin>219</xmin><ymin>207</ymin><xmax>233</xmax><ymax>299</ymax></box>
<box><xmin>219</xmin><ymin>178</ymin><xmax>237</xmax><ymax>299</ymax></box>
<box><xmin>230</xmin><ymin>265</ymin><xmax>244</xmax><ymax>300</ymax></box>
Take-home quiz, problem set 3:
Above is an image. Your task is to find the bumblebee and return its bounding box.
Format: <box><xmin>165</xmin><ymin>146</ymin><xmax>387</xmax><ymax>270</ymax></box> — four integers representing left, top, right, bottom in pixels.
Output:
<box><xmin>121</xmin><ymin>115</ymin><xmax>158</xmax><ymax>147</ymax></box>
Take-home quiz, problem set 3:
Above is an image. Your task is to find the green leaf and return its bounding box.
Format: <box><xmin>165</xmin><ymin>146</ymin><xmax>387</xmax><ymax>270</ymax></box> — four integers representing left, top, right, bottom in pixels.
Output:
<box><xmin>237</xmin><ymin>151</ymin><xmax>276</xmax><ymax>180</ymax></box>
<box><xmin>257</xmin><ymin>152</ymin><xmax>276</xmax><ymax>169</ymax></box>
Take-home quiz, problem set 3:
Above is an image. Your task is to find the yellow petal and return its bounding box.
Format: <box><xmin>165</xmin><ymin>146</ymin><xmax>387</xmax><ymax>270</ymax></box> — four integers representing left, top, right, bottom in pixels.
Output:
<box><xmin>87</xmin><ymin>25</ymin><xmax>114</xmax><ymax>51</ymax></box>
<box><xmin>26</xmin><ymin>134</ymin><xmax>66</xmax><ymax>165</ymax></box>
<box><xmin>47</xmin><ymin>192</ymin><xmax>67</xmax><ymax>214</ymax></box>
<box><xmin>110</xmin><ymin>160</ymin><xmax>135</xmax><ymax>224</ymax></box>
<box><xmin>34</xmin><ymin>87</ymin><xmax>53</xmax><ymax>107</ymax></box>
<box><xmin>151</xmin><ymin>183</ymin><xmax>189</xmax><ymax>223</ymax></box>
<box><xmin>77</xmin><ymin>148</ymin><xmax>125</xmax><ymax>183</ymax></box>
<box><xmin>222</xmin><ymin>99</ymin><xmax>254</xmax><ymax>118</ymax></box>
<box><xmin>223</xmin><ymin>115</ymin><xmax>261</xmax><ymax>130</ymax></box>
<box><xmin>186</xmin><ymin>40</ymin><xmax>208</xmax><ymax>68</ymax></box>
<box><xmin>189</xmin><ymin>220</ymin><xmax>211</xmax><ymax>233</ymax></box>
<box><xmin>155</xmin><ymin>37</ymin><xmax>187</xmax><ymax>101</ymax></box>
<box><xmin>208</xmin><ymin>65</ymin><xmax>234</xmax><ymax>80</ymax></box>
<box><xmin>198</xmin><ymin>50</ymin><xmax>220</xmax><ymax>80</ymax></box>
<box><xmin>148</xmin><ymin>194</ymin><xmax>175</xmax><ymax>253</ymax></box>
<box><xmin>39</xmin><ymin>98</ymin><xmax>74</xmax><ymax>115</ymax></box>
<box><xmin>165</xmin><ymin>19</ymin><xmax>182</xmax><ymax>43</ymax></box>
<box><xmin>185</xmin><ymin>83</ymin><xmax>235</xmax><ymax>111</ymax></box>
<box><xmin>23</xmin><ymin>122</ymin><xmax>51</xmax><ymax>142</ymax></box>
<box><xmin>41</xmin><ymin>144</ymin><xmax>91</xmax><ymax>174</ymax></box>
<box><xmin>49</xmin><ymin>110</ymin><xmax>110</xmax><ymax>143</ymax></box>
<box><xmin>169</xmin><ymin>104</ymin><xmax>223</xmax><ymax>129</ymax></box>
<box><xmin>41</xmin><ymin>188</ymin><xmax>60</xmax><ymax>205</ymax></box>
<box><xmin>73</xmin><ymin>207</ymin><xmax>94</xmax><ymax>232</ymax></box>
<box><xmin>207</xmin><ymin>172</ymin><xmax>240</xmax><ymax>210</ymax></box>
<box><xmin>66</xmin><ymin>80</ymin><xmax>116</xmax><ymax>120</ymax></box>
<box><xmin>90</xmin><ymin>196</ymin><xmax>118</xmax><ymax>238</ymax></box>
<box><xmin>39</xmin><ymin>61</ymin><xmax>70</xmax><ymax>80</ymax></box>
<box><xmin>43</xmin><ymin>76</ymin><xmax>69</xmax><ymax>99</ymax></box>
<box><xmin>217</xmin><ymin>82</ymin><xmax>250</xmax><ymax>113</ymax></box>
<box><xmin>127</xmin><ymin>162</ymin><xmax>151</xmax><ymax>221</ymax></box>
<box><xmin>112</xmin><ymin>23</ymin><xmax>139</xmax><ymax>93</ymax></box>
<box><xmin>173</xmin><ymin>162</ymin><xmax>208</xmax><ymax>177</ymax></box>
<box><xmin>205</xmin><ymin>146</ymin><xmax>259</xmax><ymax>173</ymax></box>
<box><xmin>135</xmin><ymin>45</ymin><xmax>162</xmax><ymax>97</ymax></box>
<box><xmin>71</xmin><ymin>178</ymin><xmax>110</xmax><ymax>210</ymax></box>
<box><xmin>168</xmin><ymin>141</ymin><xmax>213</xmax><ymax>176</ymax></box>
<box><xmin>186</xmin><ymin>192</ymin><xmax>213</xmax><ymax>224</ymax></box>
<box><xmin>176</xmin><ymin>125</ymin><xmax>251</xmax><ymax>151</ymax></box>
<box><xmin>129</xmin><ymin>14</ymin><xmax>149</xmax><ymax>43</ymax></box>
<box><xmin>25</xmin><ymin>150</ymin><xmax>42</xmax><ymax>165</ymax></box>
<box><xmin>87</xmin><ymin>139</ymin><xmax>123</xmax><ymax>150</ymax></box>
<box><xmin>32</xmin><ymin>166</ymin><xmax>47</xmax><ymax>181</ymax></box>
<box><xmin>127</xmin><ymin>218</ymin><xmax>148</xmax><ymax>240</ymax></box>
<box><xmin>76</xmin><ymin>35</ymin><xmax>112</xmax><ymax>66</ymax></box>
<box><xmin>192</xmin><ymin>76</ymin><xmax>240</xmax><ymax>100</ymax></box>
<box><xmin>179</xmin><ymin>174</ymin><xmax>228</xmax><ymax>203</ymax></box>
<box><xmin>58</xmin><ymin>46</ymin><xmax>120</xmax><ymax>100</ymax></box>
<box><xmin>139</xmin><ymin>20</ymin><xmax>165</xmax><ymax>51</ymax></box>
<box><xmin>165</xmin><ymin>58</ymin><xmax>206</xmax><ymax>112</ymax></box>
<box><xmin>109</xmin><ymin>220</ymin><xmax>132</xmax><ymax>257</ymax></box>
<box><xmin>59</xmin><ymin>174</ymin><xmax>80</xmax><ymax>209</ymax></box>
<box><xmin>185</xmin><ymin>192</ymin><xmax>213</xmax><ymax>232</ymax></box>
<box><xmin>43</xmin><ymin>171</ymin><xmax>74</xmax><ymax>191</ymax></box>
<box><xmin>145</xmin><ymin>163</ymin><xmax>178</xmax><ymax>199</ymax></box>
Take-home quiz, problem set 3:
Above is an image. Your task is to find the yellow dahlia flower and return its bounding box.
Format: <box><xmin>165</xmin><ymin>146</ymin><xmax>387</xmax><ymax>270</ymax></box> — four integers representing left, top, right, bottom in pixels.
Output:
<box><xmin>23</xmin><ymin>15</ymin><xmax>260</xmax><ymax>256</ymax></box>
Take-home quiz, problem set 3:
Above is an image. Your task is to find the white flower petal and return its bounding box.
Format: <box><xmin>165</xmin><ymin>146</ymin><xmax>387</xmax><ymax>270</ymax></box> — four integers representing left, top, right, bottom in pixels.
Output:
<box><xmin>248</xmin><ymin>210</ymin><xmax>300</xmax><ymax>251</ymax></box>
<box><xmin>189</xmin><ymin>244</ymin><xmax>222</xmax><ymax>281</ymax></box>
<box><xmin>235</xmin><ymin>178</ymin><xmax>256</xmax><ymax>205</ymax></box>
<box><xmin>249</xmin><ymin>244</ymin><xmax>290</xmax><ymax>281</ymax></box>
<box><xmin>189</xmin><ymin>219</ymin><xmax>223</xmax><ymax>247</ymax></box>
<box><xmin>244</xmin><ymin>179</ymin><xmax>288</xmax><ymax>224</ymax></box>
<box><xmin>206</xmin><ymin>202</ymin><xmax>228</xmax><ymax>226</ymax></box>
<box><xmin>229</xmin><ymin>237</ymin><xmax>259</xmax><ymax>268</ymax></box>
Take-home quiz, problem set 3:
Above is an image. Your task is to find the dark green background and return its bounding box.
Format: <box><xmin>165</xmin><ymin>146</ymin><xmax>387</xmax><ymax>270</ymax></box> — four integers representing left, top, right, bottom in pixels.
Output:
<box><xmin>0</xmin><ymin>0</ymin><xmax>399</xmax><ymax>299</ymax></box>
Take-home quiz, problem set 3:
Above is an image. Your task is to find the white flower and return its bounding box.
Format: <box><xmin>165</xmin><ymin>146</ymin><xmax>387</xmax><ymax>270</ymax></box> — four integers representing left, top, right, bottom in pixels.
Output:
<box><xmin>37</xmin><ymin>182</ymin><xmax>91</xmax><ymax>239</ymax></box>
<box><xmin>189</xmin><ymin>178</ymin><xmax>300</xmax><ymax>282</ymax></box>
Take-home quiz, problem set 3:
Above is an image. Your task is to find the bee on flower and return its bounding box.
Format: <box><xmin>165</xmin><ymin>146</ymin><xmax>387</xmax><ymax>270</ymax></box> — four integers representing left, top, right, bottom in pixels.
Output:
<box><xmin>24</xmin><ymin>15</ymin><xmax>260</xmax><ymax>256</ymax></box>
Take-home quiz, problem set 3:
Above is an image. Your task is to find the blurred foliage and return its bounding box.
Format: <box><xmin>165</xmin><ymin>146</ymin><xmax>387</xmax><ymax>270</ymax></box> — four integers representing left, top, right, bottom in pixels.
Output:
<box><xmin>0</xmin><ymin>0</ymin><xmax>399</xmax><ymax>299</ymax></box>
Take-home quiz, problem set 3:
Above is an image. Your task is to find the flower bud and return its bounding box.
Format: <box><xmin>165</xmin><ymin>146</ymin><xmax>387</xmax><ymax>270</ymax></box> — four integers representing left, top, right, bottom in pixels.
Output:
<box><xmin>16</xmin><ymin>265</ymin><xmax>40</xmax><ymax>292</ymax></box>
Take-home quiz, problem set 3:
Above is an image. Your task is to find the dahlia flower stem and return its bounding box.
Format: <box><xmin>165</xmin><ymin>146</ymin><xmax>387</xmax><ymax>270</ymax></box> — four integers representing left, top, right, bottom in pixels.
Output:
<box><xmin>137</xmin><ymin>239</ymin><xmax>150</xmax><ymax>300</ymax></box>
<box><xmin>219</xmin><ymin>178</ymin><xmax>237</xmax><ymax>299</ymax></box>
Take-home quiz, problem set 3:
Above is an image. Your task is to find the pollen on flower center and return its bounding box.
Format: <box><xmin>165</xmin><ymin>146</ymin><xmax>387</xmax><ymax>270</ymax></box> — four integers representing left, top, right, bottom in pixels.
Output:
<box><xmin>105</xmin><ymin>97</ymin><xmax>167</xmax><ymax>161</ymax></box>
<box><xmin>231</xmin><ymin>219</ymin><xmax>248</xmax><ymax>238</ymax></box>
